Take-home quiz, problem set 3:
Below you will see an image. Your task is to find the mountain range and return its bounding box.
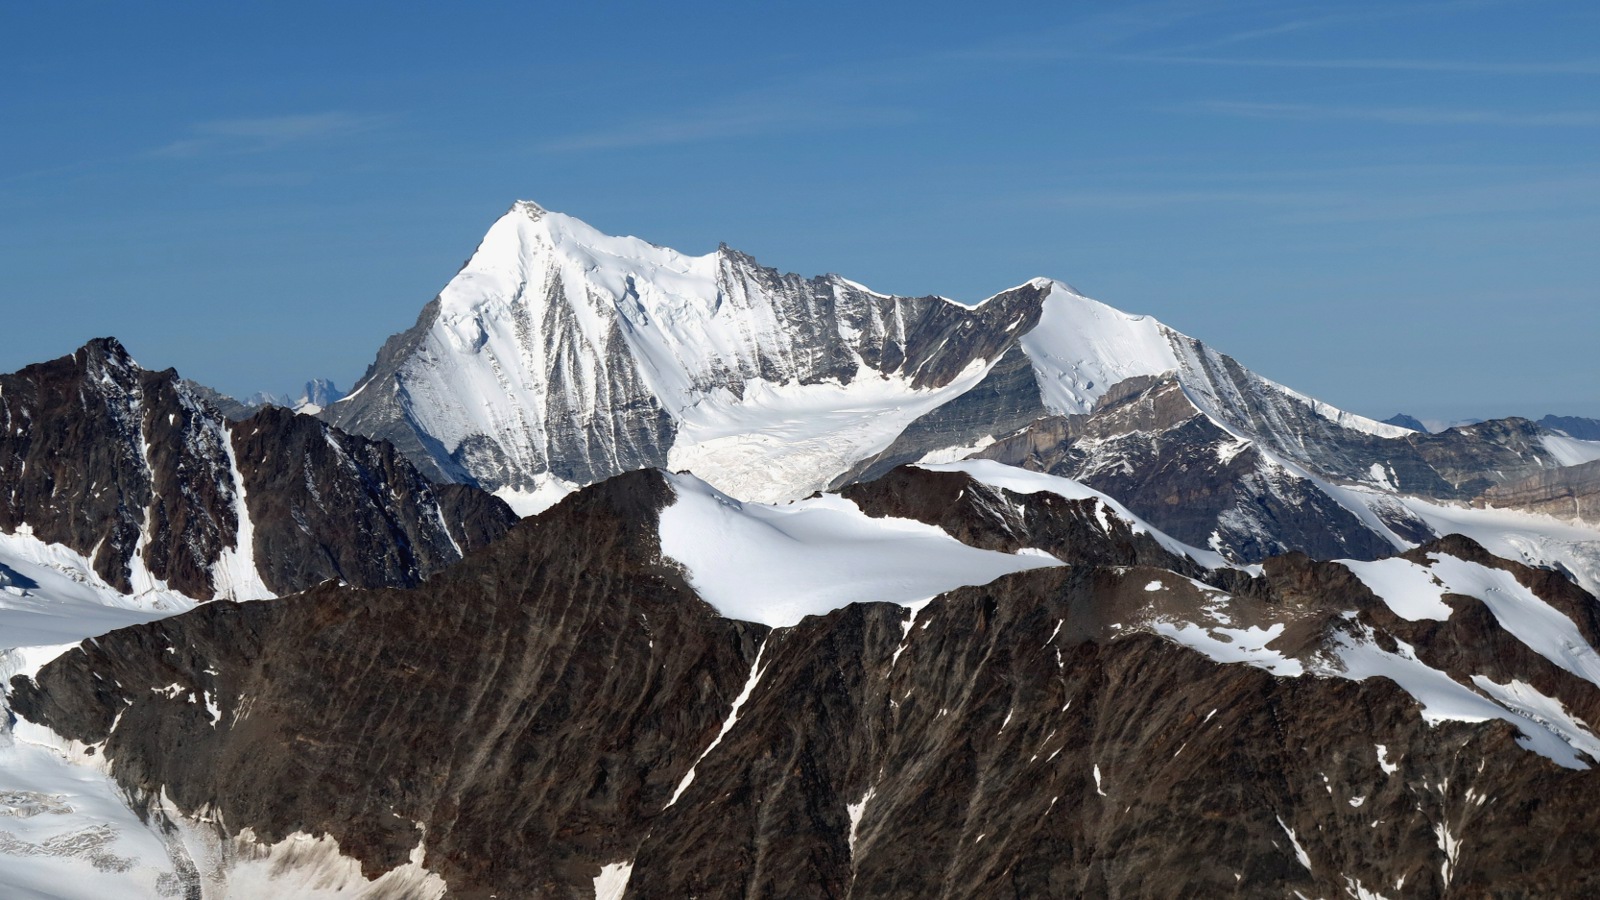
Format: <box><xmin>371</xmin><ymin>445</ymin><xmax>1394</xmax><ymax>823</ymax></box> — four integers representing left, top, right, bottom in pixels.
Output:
<box><xmin>3</xmin><ymin>202</ymin><xmax>1600</xmax><ymax>898</ymax></box>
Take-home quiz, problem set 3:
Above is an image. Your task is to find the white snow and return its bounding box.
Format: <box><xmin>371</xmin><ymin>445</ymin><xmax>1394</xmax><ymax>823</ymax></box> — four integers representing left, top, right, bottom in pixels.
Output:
<box><xmin>0</xmin><ymin>731</ymin><xmax>190</xmax><ymax>898</ymax></box>
<box><xmin>1092</xmin><ymin>764</ymin><xmax>1106</xmax><ymax>797</ymax></box>
<box><xmin>667</xmin><ymin>360</ymin><xmax>994</xmax><ymax>503</ymax></box>
<box><xmin>0</xmin><ymin>541</ymin><xmax>203</xmax><ymax>900</ymax></box>
<box><xmin>1346</xmin><ymin>552</ymin><xmax>1600</xmax><ymax>688</ymax></box>
<box><xmin>0</xmin><ymin>529</ymin><xmax>198</xmax><ymax>654</ymax></box>
<box><xmin>1367</xmin><ymin>462</ymin><xmax>1397</xmax><ymax>491</ymax></box>
<box><xmin>1362</xmin><ymin>490</ymin><xmax>1600</xmax><ymax>599</ymax></box>
<box><xmin>593</xmin><ymin>861</ymin><xmax>633</xmax><ymax>900</ymax></box>
<box><xmin>1435</xmin><ymin>822</ymin><xmax>1461</xmax><ymax>887</ymax></box>
<box><xmin>1149</xmin><ymin>621</ymin><xmax>1304</xmax><ymax>676</ymax></box>
<box><xmin>493</xmin><ymin>475</ymin><xmax>579</xmax><ymax>518</ymax></box>
<box><xmin>1425</xmin><ymin>553</ymin><xmax>1600</xmax><ymax>688</ymax></box>
<box><xmin>1341</xmin><ymin>557</ymin><xmax>1454</xmax><ymax>620</ymax></box>
<box><xmin>1329</xmin><ymin>627</ymin><xmax>1589</xmax><ymax>768</ymax></box>
<box><xmin>1541</xmin><ymin>434</ymin><xmax>1600</xmax><ymax>467</ymax></box>
<box><xmin>847</xmin><ymin>787</ymin><xmax>876</xmax><ymax>856</ymax></box>
<box><xmin>1018</xmin><ymin>281</ymin><xmax>1179</xmax><ymax>415</ymax></box>
<box><xmin>1277</xmin><ymin>816</ymin><xmax>1312</xmax><ymax>872</ymax></box>
<box><xmin>209</xmin><ymin>429</ymin><xmax>274</xmax><ymax>603</ymax></box>
<box><xmin>1018</xmin><ymin>280</ymin><xmax>1408</xmax><ymax>441</ymax></box>
<box><xmin>1376</xmin><ymin>744</ymin><xmax>1399</xmax><ymax>775</ymax></box>
<box><xmin>0</xmin><ymin>526</ymin><xmax>318</xmax><ymax>897</ymax></box>
<box><xmin>194</xmin><ymin>827</ymin><xmax>446</xmax><ymax>899</ymax></box>
<box><xmin>355</xmin><ymin>201</ymin><xmax>1018</xmax><ymax>504</ymax></box>
<box><xmin>914</xmin><ymin>434</ymin><xmax>997</xmax><ymax>467</ymax></box>
<box><xmin>658</xmin><ymin>472</ymin><xmax>1059</xmax><ymax>628</ymax></box>
<box><xmin>332</xmin><ymin>204</ymin><xmax>1424</xmax><ymax>515</ymax></box>
<box><xmin>1469</xmin><ymin>676</ymin><xmax>1600</xmax><ymax>764</ymax></box>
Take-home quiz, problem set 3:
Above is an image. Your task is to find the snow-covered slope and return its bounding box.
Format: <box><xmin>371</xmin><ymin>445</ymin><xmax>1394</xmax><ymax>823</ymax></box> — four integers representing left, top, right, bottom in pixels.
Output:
<box><xmin>658</xmin><ymin>471</ymin><xmax>1059</xmax><ymax>627</ymax></box>
<box><xmin>325</xmin><ymin>201</ymin><xmax>1517</xmax><ymax>515</ymax></box>
<box><xmin>327</xmin><ymin>201</ymin><xmax>1044</xmax><ymax>508</ymax></box>
<box><xmin>0</xmin><ymin>531</ymin><xmax>205</xmax><ymax>897</ymax></box>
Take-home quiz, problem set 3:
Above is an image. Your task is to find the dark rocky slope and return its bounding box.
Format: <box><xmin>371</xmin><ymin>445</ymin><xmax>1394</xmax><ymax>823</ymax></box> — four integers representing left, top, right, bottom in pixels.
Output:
<box><xmin>974</xmin><ymin>377</ymin><xmax>1407</xmax><ymax>562</ymax></box>
<box><xmin>14</xmin><ymin>469</ymin><xmax>1600</xmax><ymax>897</ymax></box>
<box><xmin>0</xmin><ymin>338</ymin><xmax>516</xmax><ymax>599</ymax></box>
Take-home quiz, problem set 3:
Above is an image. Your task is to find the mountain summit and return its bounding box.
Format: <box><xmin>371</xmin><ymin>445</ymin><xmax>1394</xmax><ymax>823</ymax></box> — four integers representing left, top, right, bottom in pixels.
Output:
<box><xmin>324</xmin><ymin>202</ymin><xmax>1413</xmax><ymax>513</ymax></box>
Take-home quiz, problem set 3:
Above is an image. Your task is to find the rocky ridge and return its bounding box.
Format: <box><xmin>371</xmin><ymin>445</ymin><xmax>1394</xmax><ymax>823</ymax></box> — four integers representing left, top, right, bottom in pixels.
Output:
<box><xmin>13</xmin><ymin>466</ymin><xmax>1600</xmax><ymax>897</ymax></box>
<box><xmin>0</xmin><ymin>339</ymin><xmax>516</xmax><ymax>602</ymax></box>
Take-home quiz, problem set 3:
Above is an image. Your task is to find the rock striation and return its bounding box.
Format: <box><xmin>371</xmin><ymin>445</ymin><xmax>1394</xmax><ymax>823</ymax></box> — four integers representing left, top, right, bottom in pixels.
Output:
<box><xmin>14</xmin><ymin>468</ymin><xmax>1600</xmax><ymax>897</ymax></box>
<box><xmin>0</xmin><ymin>339</ymin><xmax>516</xmax><ymax>601</ymax></box>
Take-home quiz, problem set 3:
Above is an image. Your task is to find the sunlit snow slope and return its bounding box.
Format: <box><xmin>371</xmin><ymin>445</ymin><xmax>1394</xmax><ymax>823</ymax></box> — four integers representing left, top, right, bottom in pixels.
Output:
<box><xmin>326</xmin><ymin>201</ymin><xmax>1416</xmax><ymax>511</ymax></box>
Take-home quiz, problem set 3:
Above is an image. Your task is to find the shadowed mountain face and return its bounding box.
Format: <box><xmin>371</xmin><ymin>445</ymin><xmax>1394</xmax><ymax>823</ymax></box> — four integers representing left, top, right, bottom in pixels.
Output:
<box><xmin>1543</xmin><ymin>415</ymin><xmax>1600</xmax><ymax>441</ymax></box>
<box><xmin>14</xmin><ymin>468</ymin><xmax>1600</xmax><ymax>898</ymax></box>
<box><xmin>0</xmin><ymin>339</ymin><xmax>517</xmax><ymax>600</ymax></box>
<box><xmin>967</xmin><ymin>375</ymin><xmax>1600</xmax><ymax>567</ymax></box>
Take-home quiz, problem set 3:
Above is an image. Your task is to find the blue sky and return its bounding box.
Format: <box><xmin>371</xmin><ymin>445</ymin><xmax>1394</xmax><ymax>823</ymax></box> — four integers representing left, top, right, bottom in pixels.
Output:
<box><xmin>2</xmin><ymin>1</ymin><xmax>1596</xmax><ymax>423</ymax></box>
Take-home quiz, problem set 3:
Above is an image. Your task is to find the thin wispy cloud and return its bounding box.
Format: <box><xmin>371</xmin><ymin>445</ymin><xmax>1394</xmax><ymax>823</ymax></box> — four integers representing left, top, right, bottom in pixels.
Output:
<box><xmin>150</xmin><ymin>112</ymin><xmax>393</xmax><ymax>159</ymax></box>
<box><xmin>1103</xmin><ymin>52</ymin><xmax>1600</xmax><ymax>75</ymax></box>
<box><xmin>1160</xmin><ymin>0</ymin><xmax>1507</xmax><ymax>53</ymax></box>
<box><xmin>541</xmin><ymin>102</ymin><xmax>911</xmax><ymax>152</ymax></box>
<box><xmin>1190</xmin><ymin>100</ymin><xmax>1600</xmax><ymax>127</ymax></box>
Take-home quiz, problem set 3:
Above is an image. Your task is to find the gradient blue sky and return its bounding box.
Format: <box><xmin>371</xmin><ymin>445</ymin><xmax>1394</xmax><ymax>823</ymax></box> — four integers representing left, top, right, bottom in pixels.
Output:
<box><xmin>3</xmin><ymin>1</ymin><xmax>1595</xmax><ymax>422</ymax></box>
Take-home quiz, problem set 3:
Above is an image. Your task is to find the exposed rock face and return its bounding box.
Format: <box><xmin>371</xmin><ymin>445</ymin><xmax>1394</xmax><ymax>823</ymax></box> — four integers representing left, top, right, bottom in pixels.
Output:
<box><xmin>1409</xmin><ymin>417</ymin><xmax>1561</xmax><ymax>497</ymax></box>
<box><xmin>297</xmin><ymin>377</ymin><xmax>344</xmax><ymax>410</ymax></box>
<box><xmin>1</xmin><ymin>339</ymin><xmax>240</xmax><ymax>596</ymax></box>
<box><xmin>179</xmin><ymin>380</ymin><xmax>260</xmax><ymax>422</ymax></box>
<box><xmin>829</xmin><ymin>344</ymin><xmax>1050</xmax><ymax>488</ymax></box>
<box><xmin>228</xmin><ymin>406</ymin><xmax>517</xmax><ymax>592</ymax></box>
<box><xmin>0</xmin><ymin>339</ymin><xmax>516</xmax><ymax>600</ymax></box>
<box><xmin>15</xmin><ymin>470</ymin><xmax>1600</xmax><ymax>897</ymax></box>
<box><xmin>1484</xmin><ymin>458</ymin><xmax>1600</xmax><ymax>525</ymax></box>
<box><xmin>975</xmin><ymin>378</ymin><xmax>1405</xmax><ymax>562</ymax></box>
<box><xmin>839</xmin><ymin>465</ymin><xmax>1210</xmax><ymax>579</ymax></box>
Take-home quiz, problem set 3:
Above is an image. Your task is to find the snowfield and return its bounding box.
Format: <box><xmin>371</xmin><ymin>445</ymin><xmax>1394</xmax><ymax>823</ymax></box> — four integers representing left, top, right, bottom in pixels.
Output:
<box><xmin>657</xmin><ymin>471</ymin><xmax>1060</xmax><ymax>627</ymax></box>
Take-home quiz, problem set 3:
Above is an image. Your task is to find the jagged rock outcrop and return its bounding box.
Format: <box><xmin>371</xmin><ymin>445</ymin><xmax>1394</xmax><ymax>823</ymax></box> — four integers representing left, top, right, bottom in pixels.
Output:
<box><xmin>15</xmin><ymin>469</ymin><xmax>1600</xmax><ymax>897</ymax></box>
<box><xmin>839</xmin><ymin>464</ymin><xmax>1210</xmax><ymax>579</ymax></box>
<box><xmin>975</xmin><ymin>377</ymin><xmax>1406</xmax><ymax>561</ymax></box>
<box><xmin>0</xmin><ymin>339</ymin><xmax>516</xmax><ymax>600</ymax></box>
<box><xmin>1484</xmin><ymin>458</ymin><xmax>1600</xmax><ymax>525</ymax></box>
<box><xmin>228</xmin><ymin>406</ymin><xmax>518</xmax><ymax>592</ymax></box>
<box><xmin>180</xmin><ymin>380</ymin><xmax>260</xmax><ymax>422</ymax></box>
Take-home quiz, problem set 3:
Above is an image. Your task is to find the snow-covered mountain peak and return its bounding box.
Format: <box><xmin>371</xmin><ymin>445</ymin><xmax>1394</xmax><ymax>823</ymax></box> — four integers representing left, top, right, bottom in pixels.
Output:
<box><xmin>510</xmin><ymin>198</ymin><xmax>546</xmax><ymax>219</ymax></box>
<box><xmin>328</xmin><ymin>201</ymin><xmax>1453</xmax><ymax>509</ymax></box>
<box><xmin>1019</xmin><ymin>280</ymin><xmax>1183</xmax><ymax>414</ymax></box>
<box><xmin>438</xmin><ymin>201</ymin><xmax>719</xmax><ymax>323</ymax></box>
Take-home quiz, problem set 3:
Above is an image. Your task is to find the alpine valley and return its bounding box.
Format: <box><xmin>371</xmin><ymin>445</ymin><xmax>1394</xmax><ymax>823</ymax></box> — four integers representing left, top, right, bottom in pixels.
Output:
<box><xmin>5</xmin><ymin>201</ymin><xmax>1600</xmax><ymax>898</ymax></box>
